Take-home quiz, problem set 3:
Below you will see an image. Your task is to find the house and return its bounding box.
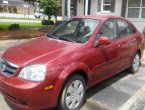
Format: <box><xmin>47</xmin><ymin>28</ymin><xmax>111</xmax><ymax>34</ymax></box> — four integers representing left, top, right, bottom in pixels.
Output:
<box><xmin>62</xmin><ymin>0</ymin><xmax>145</xmax><ymax>32</ymax></box>
<box><xmin>0</xmin><ymin>0</ymin><xmax>35</xmax><ymax>15</ymax></box>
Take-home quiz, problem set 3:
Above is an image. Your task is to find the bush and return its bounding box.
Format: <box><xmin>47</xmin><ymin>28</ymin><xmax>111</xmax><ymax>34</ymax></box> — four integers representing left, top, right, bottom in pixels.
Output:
<box><xmin>0</xmin><ymin>6</ymin><xmax>3</xmax><ymax>12</ymax></box>
<box><xmin>8</xmin><ymin>6</ymin><xmax>13</xmax><ymax>13</ymax></box>
<box><xmin>41</xmin><ymin>20</ymin><xmax>54</xmax><ymax>25</ymax></box>
<box><xmin>9</xmin><ymin>24</ymin><xmax>20</xmax><ymax>30</ymax></box>
<box><xmin>0</xmin><ymin>27</ymin><xmax>3</xmax><ymax>31</ymax></box>
<box><xmin>13</xmin><ymin>6</ymin><xmax>17</xmax><ymax>13</ymax></box>
<box><xmin>3</xmin><ymin>5</ymin><xmax>7</xmax><ymax>12</ymax></box>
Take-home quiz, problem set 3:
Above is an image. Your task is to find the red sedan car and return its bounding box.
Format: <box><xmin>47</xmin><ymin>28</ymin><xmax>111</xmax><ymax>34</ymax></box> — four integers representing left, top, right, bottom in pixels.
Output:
<box><xmin>0</xmin><ymin>16</ymin><xmax>144</xmax><ymax>110</ymax></box>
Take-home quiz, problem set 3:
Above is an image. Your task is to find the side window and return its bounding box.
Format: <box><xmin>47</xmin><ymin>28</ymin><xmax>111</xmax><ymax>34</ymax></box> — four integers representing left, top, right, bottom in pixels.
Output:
<box><xmin>98</xmin><ymin>19</ymin><xmax>117</xmax><ymax>40</ymax></box>
<box><xmin>128</xmin><ymin>24</ymin><xmax>136</xmax><ymax>34</ymax></box>
<box><xmin>117</xmin><ymin>19</ymin><xmax>130</xmax><ymax>38</ymax></box>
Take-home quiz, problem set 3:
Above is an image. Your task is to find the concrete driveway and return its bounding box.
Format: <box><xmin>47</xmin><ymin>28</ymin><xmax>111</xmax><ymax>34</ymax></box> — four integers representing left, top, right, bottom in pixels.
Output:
<box><xmin>0</xmin><ymin>39</ymin><xmax>145</xmax><ymax>110</ymax></box>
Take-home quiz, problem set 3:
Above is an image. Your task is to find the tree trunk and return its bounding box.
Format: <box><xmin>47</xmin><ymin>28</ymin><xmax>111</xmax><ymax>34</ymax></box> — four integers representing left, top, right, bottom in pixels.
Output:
<box><xmin>55</xmin><ymin>16</ymin><xmax>57</xmax><ymax>24</ymax></box>
<box><xmin>48</xmin><ymin>16</ymin><xmax>51</xmax><ymax>21</ymax></box>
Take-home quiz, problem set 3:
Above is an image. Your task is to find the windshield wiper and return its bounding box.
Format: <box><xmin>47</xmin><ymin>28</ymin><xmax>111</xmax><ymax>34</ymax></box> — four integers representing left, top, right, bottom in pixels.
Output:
<box><xmin>47</xmin><ymin>34</ymin><xmax>58</xmax><ymax>39</ymax></box>
<box><xmin>58</xmin><ymin>37</ymin><xmax>77</xmax><ymax>43</ymax></box>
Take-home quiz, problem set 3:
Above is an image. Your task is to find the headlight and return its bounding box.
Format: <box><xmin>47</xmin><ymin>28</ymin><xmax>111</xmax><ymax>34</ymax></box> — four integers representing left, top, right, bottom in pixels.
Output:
<box><xmin>19</xmin><ymin>64</ymin><xmax>46</xmax><ymax>82</ymax></box>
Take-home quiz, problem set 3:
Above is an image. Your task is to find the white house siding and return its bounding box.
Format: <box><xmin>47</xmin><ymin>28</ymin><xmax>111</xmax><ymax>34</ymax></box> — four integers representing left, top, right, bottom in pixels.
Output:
<box><xmin>62</xmin><ymin>0</ymin><xmax>144</xmax><ymax>32</ymax></box>
<box><xmin>77</xmin><ymin>0</ymin><xmax>84</xmax><ymax>16</ymax></box>
<box><xmin>112</xmin><ymin>0</ymin><xmax>123</xmax><ymax>16</ymax></box>
<box><xmin>90</xmin><ymin>0</ymin><xmax>97</xmax><ymax>15</ymax></box>
<box><xmin>62</xmin><ymin>0</ymin><xmax>66</xmax><ymax>20</ymax></box>
<box><xmin>129</xmin><ymin>19</ymin><xmax>145</xmax><ymax>32</ymax></box>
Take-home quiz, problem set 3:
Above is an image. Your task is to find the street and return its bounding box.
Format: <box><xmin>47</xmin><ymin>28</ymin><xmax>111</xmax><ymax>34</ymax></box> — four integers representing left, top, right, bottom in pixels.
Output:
<box><xmin>0</xmin><ymin>39</ymin><xmax>145</xmax><ymax>110</ymax></box>
<box><xmin>0</xmin><ymin>19</ymin><xmax>41</xmax><ymax>23</ymax></box>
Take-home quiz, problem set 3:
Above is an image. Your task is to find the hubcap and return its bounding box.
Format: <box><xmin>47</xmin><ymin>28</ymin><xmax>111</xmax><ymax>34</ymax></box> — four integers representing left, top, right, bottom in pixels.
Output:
<box><xmin>132</xmin><ymin>54</ymin><xmax>140</xmax><ymax>71</ymax></box>
<box><xmin>65</xmin><ymin>80</ymin><xmax>84</xmax><ymax>109</ymax></box>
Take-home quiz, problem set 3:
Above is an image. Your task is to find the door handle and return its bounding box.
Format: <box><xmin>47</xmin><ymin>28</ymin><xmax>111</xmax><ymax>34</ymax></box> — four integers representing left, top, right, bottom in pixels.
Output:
<box><xmin>131</xmin><ymin>38</ymin><xmax>136</xmax><ymax>42</ymax></box>
<box><xmin>114</xmin><ymin>44</ymin><xmax>120</xmax><ymax>48</ymax></box>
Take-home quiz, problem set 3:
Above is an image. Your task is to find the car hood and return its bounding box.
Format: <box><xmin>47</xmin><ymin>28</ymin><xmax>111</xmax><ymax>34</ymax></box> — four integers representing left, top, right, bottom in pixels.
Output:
<box><xmin>2</xmin><ymin>37</ymin><xmax>82</xmax><ymax>68</ymax></box>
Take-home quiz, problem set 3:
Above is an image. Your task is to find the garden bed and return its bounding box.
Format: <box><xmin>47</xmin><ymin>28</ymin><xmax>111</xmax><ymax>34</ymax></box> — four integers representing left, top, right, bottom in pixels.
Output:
<box><xmin>0</xmin><ymin>25</ymin><xmax>54</xmax><ymax>40</ymax></box>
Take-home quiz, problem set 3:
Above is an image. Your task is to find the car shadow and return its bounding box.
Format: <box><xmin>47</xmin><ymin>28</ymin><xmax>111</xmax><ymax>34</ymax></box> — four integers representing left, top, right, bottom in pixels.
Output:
<box><xmin>86</xmin><ymin>70</ymin><xmax>130</xmax><ymax>99</ymax></box>
<box><xmin>5</xmin><ymin>70</ymin><xmax>131</xmax><ymax>110</ymax></box>
<box><xmin>4</xmin><ymin>99</ymin><xmax>21</xmax><ymax>110</ymax></box>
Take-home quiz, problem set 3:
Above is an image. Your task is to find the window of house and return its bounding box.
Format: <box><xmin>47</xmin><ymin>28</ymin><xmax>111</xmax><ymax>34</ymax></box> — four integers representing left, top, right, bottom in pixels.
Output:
<box><xmin>98</xmin><ymin>0</ymin><xmax>115</xmax><ymax>13</ymax></box>
<box><xmin>127</xmin><ymin>0</ymin><xmax>145</xmax><ymax>18</ymax></box>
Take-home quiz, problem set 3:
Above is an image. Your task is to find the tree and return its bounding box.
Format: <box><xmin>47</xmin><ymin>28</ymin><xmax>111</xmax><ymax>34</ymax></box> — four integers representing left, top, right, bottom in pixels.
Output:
<box><xmin>24</xmin><ymin>0</ymin><xmax>62</xmax><ymax>23</ymax></box>
<box><xmin>39</xmin><ymin>0</ymin><xmax>61</xmax><ymax>22</ymax></box>
<box><xmin>24</xmin><ymin>0</ymin><xmax>38</xmax><ymax>5</ymax></box>
<box><xmin>53</xmin><ymin>0</ymin><xmax>62</xmax><ymax>23</ymax></box>
<box><xmin>39</xmin><ymin>0</ymin><xmax>54</xmax><ymax>21</ymax></box>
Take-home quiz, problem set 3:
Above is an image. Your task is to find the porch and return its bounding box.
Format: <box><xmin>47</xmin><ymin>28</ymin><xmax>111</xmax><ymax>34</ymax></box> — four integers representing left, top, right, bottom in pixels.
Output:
<box><xmin>62</xmin><ymin>0</ymin><xmax>120</xmax><ymax>19</ymax></box>
<box><xmin>62</xmin><ymin>0</ymin><xmax>145</xmax><ymax>32</ymax></box>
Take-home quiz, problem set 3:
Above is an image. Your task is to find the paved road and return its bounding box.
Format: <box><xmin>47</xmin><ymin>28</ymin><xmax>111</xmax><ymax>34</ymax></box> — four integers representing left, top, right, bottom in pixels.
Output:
<box><xmin>0</xmin><ymin>19</ymin><xmax>41</xmax><ymax>23</ymax></box>
<box><xmin>0</xmin><ymin>39</ymin><xmax>145</xmax><ymax>110</ymax></box>
<box><xmin>0</xmin><ymin>13</ymin><xmax>35</xmax><ymax>18</ymax></box>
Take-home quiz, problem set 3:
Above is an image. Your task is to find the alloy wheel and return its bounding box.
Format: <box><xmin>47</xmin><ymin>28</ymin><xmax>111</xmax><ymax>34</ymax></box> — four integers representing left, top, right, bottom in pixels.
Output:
<box><xmin>65</xmin><ymin>80</ymin><xmax>84</xmax><ymax>109</ymax></box>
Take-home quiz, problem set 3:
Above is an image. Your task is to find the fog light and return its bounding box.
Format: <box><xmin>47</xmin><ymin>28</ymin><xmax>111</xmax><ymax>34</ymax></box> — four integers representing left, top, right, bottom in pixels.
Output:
<box><xmin>18</xmin><ymin>100</ymin><xmax>27</xmax><ymax>106</ymax></box>
<box><xmin>44</xmin><ymin>85</ymin><xmax>54</xmax><ymax>90</ymax></box>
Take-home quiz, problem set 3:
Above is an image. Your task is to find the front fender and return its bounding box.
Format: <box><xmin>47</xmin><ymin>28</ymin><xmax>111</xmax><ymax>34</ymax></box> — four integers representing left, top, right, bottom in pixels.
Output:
<box><xmin>54</xmin><ymin>61</ymin><xmax>91</xmax><ymax>104</ymax></box>
<box><xmin>59</xmin><ymin>62</ymin><xmax>90</xmax><ymax>80</ymax></box>
<box><xmin>56</xmin><ymin>62</ymin><xmax>91</xmax><ymax>89</ymax></box>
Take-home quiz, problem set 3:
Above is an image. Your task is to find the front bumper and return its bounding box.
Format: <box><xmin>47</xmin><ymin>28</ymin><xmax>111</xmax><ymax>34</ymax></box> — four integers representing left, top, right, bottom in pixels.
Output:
<box><xmin>0</xmin><ymin>72</ymin><xmax>61</xmax><ymax>110</ymax></box>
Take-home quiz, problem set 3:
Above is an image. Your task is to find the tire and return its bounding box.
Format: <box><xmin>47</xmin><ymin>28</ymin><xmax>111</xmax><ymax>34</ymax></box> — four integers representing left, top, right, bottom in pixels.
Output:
<box><xmin>59</xmin><ymin>75</ymin><xmax>86</xmax><ymax>110</ymax></box>
<box><xmin>129</xmin><ymin>52</ymin><xmax>141</xmax><ymax>73</ymax></box>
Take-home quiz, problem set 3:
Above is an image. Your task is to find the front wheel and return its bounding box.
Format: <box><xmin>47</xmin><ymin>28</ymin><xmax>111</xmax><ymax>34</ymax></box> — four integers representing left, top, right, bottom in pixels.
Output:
<box><xmin>129</xmin><ymin>52</ymin><xmax>140</xmax><ymax>73</ymax></box>
<box><xmin>59</xmin><ymin>75</ymin><xmax>86</xmax><ymax>110</ymax></box>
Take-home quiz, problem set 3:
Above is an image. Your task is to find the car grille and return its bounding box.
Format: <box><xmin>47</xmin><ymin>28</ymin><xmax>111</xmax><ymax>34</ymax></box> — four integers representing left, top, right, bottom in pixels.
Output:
<box><xmin>0</xmin><ymin>58</ymin><xmax>18</xmax><ymax>77</ymax></box>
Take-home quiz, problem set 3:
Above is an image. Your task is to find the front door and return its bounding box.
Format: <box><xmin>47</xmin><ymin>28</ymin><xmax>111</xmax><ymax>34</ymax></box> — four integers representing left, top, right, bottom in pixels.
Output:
<box><xmin>91</xmin><ymin>19</ymin><xmax>120</xmax><ymax>84</ymax></box>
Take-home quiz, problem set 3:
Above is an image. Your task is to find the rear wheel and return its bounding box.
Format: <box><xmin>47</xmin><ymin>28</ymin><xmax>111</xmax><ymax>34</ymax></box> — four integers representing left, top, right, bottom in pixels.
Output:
<box><xmin>59</xmin><ymin>75</ymin><xmax>86</xmax><ymax>110</ymax></box>
<box><xmin>129</xmin><ymin>52</ymin><xmax>140</xmax><ymax>73</ymax></box>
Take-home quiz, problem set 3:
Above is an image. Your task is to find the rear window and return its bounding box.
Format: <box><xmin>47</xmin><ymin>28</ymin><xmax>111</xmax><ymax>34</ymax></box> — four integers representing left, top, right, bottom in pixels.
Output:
<box><xmin>117</xmin><ymin>19</ymin><xmax>130</xmax><ymax>37</ymax></box>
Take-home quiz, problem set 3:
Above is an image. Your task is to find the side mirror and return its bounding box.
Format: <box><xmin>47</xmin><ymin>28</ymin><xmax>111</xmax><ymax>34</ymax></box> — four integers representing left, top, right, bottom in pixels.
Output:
<box><xmin>99</xmin><ymin>37</ymin><xmax>111</xmax><ymax>45</ymax></box>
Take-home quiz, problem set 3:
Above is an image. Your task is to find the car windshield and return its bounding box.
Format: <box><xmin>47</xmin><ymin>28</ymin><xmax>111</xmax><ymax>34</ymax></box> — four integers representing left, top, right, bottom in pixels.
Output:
<box><xmin>47</xmin><ymin>18</ymin><xmax>100</xmax><ymax>43</ymax></box>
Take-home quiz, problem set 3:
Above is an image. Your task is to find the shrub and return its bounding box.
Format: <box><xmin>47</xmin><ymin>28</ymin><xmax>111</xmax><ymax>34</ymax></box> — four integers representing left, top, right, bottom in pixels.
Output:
<box><xmin>9</xmin><ymin>24</ymin><xmax>20</xmax><ymax>30</ymax></box>
<box><xmin>3</xmin><ymin>5</ymin><xmax>7</xmax><ymax>12</ymax></box>
<box><xmin>0</xmin><ymin>27</ymin><xmax>3</xmax><ymax>31</ymax></box>
<box><xmin>13</xmin><ymin>6</ymin><xmax>17</xmax><ymax>13</ymax></box>
<box><xmin>8</xmin><ymin>6</ymin><xmax>13</xmax><ymax>13</ymax></box>
<box><xmin>41</xmin><ymin>20</ymin><xmax>54</xmax><ymax>25</ymax></box>
<box><xmin>0</xmin><ymin>6</ymin><xmax>3</xmax><ymax>12</ymax></box>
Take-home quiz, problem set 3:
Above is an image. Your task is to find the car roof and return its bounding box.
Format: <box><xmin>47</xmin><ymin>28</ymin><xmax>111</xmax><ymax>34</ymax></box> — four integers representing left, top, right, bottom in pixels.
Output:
<box><xmin>73</xmin><ymin>15</ymin><xmax>126</xmax><ymax>21</ymax></box>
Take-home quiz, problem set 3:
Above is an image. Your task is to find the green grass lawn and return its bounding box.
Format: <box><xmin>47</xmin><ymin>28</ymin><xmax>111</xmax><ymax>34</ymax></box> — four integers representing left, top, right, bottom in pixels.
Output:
<box><xmin>0</xmin><ymin>22</ymin><xmax>44</xmax><ymax>30</ymax></box>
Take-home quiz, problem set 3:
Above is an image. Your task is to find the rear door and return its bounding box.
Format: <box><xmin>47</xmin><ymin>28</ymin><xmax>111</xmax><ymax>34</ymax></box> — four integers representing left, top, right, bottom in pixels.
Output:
<box><xmin>116</xmin><ymin>19</ymin><xmax>137</xmax><ymax>68</ymax></box>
